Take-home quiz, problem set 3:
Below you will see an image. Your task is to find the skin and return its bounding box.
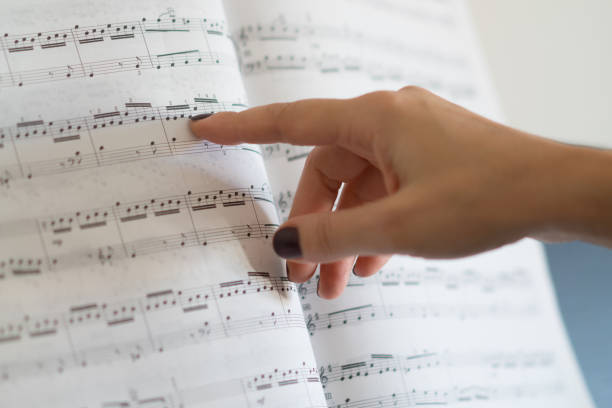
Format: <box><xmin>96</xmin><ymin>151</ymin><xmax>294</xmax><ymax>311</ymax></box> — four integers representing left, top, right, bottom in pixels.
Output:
<box><xmin>190</xmin><ymin>86</ymin><xmax>612</xmax><ymax>299</ymax></box>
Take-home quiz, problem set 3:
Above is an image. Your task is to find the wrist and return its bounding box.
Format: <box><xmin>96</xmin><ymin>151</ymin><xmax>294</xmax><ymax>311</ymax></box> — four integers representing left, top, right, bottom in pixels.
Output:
<box><xmin>530</xmin><ymin>140</ymin><xmax>612</xmax><ymax>244</ymax></box>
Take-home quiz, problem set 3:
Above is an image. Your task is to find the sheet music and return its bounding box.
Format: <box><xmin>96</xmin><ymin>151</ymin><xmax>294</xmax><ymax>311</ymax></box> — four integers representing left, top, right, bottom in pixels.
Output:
<box><xmin>222</xmin><ymin>0</ymin><xmax>594</xmax><ymax>406</ymax></box>
<box><xmin>224</xmin><ymin>0</ymin><xmax>503</xmax><ymax>220</ymax></box>
<box><xmin>301</xmin><ymin>243</ymin><xmax>593</xmax><ymax>407</ymax></box>
<box><xmin>0</xmin><ymin>1</ymin><xmax>325</xmax><ymax>407</ymax></box>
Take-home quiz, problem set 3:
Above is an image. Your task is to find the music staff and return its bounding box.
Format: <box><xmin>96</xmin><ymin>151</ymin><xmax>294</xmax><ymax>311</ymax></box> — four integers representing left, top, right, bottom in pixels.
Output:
<box><xmin>0</xmin><ymin>99</ymin><xmax>251</xmax><ymax>185</ymax></box>
<box><xmin>297</xmin><ymin>267</ymin><xmax>531</xmax><ymax>300</ymax></box>
<box><xmin>318</xmin><ymin>350</ymin><xmax>555</xmax><ymax>388</ymax></box>
<box><xmin>2</xmin><ymin>98</ymin><xmax>244</xmax><ymax>143</ymax></box>
<box><xmin>0</xmin><ymin>51</ymin><xmax>228</xmax><ymax>88</ymax></box>
<box><xmin>0</xmin><ymin>186</ymin><xmax>277</xmax><ymax>278</ymax></box>
<box><xmin>304</xmin><ymin>301</ymin><xmax>538</xmax><ymax>336</ymax></box>
<box><xmin>239</xmin><ymin>52</ymin><xmax>476</xmax><ymax>99</ymax></box>
<box><xmin>96</xmin><ymin>365</ymin><xmax>320</xmax><ymax>408</ymax></box>
<box><xmin>2</xmin><ymin>17</ymin><xmax>226</xmax><ymax>53</ymax></box>
<box><xmin>234</xmin><ymin>17</ymin><xmax>476</xmax><ymax>99</ymax></box>
<box><xmin>326</xmin><ymin>381</ymin><xmax>565</xmax><ymax>407</ymax></box>
<box><xmin>0</xmin><ymin>16</ymin><xmax>231</xmax><ymax>88</ymax></box>
<box><xmin>0</xmin><ymin>271</ymin><xmax>302</xmax><ymax>382</ymax></box>
<box><xmin>318</xmin><ymin>352</ymin><xmax>440</xmax><ymax>388</ymax></box>
<box><xmin>1</xmin><ymin>313</ymin><xmax>306</xmax><ymax>383</ymax></box>
<box><xmin>262</xmin><ymin>143</ymin><xmax>312</xmax><ymax>163</ymax></box>
<box><xmin>235</xmin><ymin>18</ymin><xmax>466</xmax><ymax>69</ymax></box>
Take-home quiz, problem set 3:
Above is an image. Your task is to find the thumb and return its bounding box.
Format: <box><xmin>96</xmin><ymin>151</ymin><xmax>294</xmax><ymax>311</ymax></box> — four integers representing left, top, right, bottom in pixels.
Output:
<box><xmin>272</xmin><ymin>196</ymin><xmax>398</xmax><ymax>263</ymax></box>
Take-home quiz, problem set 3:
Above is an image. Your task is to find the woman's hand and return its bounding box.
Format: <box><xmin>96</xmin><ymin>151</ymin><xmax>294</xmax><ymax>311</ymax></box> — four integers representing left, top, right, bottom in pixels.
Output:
<box><xmin>190</xmin><ymin>86</ymin><xmax>612</xmax><ymax>299</ymax></box>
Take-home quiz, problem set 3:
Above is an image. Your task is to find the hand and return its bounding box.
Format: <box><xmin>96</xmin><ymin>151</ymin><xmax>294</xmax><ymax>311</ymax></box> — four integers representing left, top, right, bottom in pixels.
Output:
<box><xmin>190</xmin><ymin>86</ymin><xmax>612</xmax><ymax>299</ymax></box>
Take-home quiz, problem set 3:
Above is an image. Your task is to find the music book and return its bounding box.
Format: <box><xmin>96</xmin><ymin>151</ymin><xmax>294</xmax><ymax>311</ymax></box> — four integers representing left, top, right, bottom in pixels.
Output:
<box><xmin>0</xmin><ymin>0</ymin><xmax>594</xmax><ymax>406</ymax></box>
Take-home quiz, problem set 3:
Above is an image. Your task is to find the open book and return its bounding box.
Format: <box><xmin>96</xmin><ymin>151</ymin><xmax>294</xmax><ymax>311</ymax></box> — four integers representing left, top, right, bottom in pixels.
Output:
<box><xmin>0</xmin><ymin>0</ymin><xmax>594</xmax><ymax>406</ymax></box>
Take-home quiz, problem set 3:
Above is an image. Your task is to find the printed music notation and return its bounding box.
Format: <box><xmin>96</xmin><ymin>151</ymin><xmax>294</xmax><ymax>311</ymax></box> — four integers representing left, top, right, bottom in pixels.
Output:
<box><xmin>318</xmin><ymin>352</ymin><xmax>440</xmax><ymax>388</ymax></box>
<box><xmin>303</xmin><ymin>301</ymin><xmax>537</xmax><ymax>336</ymax></box>
<box><xmin>300</xmin><ymin>263</ymin><xmax>538</xmax><ymax>335</ymax></box>
<box><xmin>326</xmin><ymin>382</ymin><xmax>565</xmax><ymax>408</ymax></box>
<box><xmin>236</xmin><ymin>18</ymin><xmax>464</xmax><ymax>68</ymax></box>
<box><xmin>297</xmin><ymin>266</ymin><xmax>532</xmax><ymax>300</ymax></box>
<box><xmin>0</xmin><ymin>16</ymin><xmax>231</xmax><ymax>88</ymax></box>
<box><xmin>317</xmin><ymin>350</ymin><xmax>555</xmax><ymax>388</ymax></box>
<box><xmin>233</xmin><ymin>17</ymin><xmax>475</xmax><ymax>97</ymax></box>
<box><xmin>0</xmin><ymin>272</ymin><xmax>299</xmax><ymax>382</ymax></box>
<box><xmin>260</xmin><ymin>143</ymin><xmax>311</xmax><ymax>221</ymax></box>
<box><xmin>240</xmin><ymin>52</ymin><xmax>475</xmax><ymax>98</ymax></box>
<box><xmin>1</xmin><ymin>17</ymin><xmax>227</xmax><ymax>53</ymax></box>
<box><xmin>274</xmin><ymin>188</ymin><xmax>294</xmax><ymax>221</ymax></box>
<box><xmin>0</xmin><ymin>98</ymin><xmax>250</xmax><ymax>185</ymax></box>
<box><xmin>0</xmin><ymin>186</ymin><xmax>277</xmax><ymax>278</ymax></box>
<box><xmin>262</xmin><ymin>143</ymin><xmax>312</xmax><ymax>163</ymax></box>
<box><xmin>97</xmin><ymin>365</ymin><xmax>321</xmax><ymax>408</ymax></box>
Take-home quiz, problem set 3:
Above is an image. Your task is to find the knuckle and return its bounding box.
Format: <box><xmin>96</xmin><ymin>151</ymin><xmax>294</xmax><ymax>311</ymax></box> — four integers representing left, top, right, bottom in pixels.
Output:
<box><xmin>304</xmin><ymin>147</ymin><xmax>341</xmax><ymax>196</ymax></box>
<box><xmin>399</xmin><ymin>85</ymin><xmax>427</xmax><ymax>96</ymax></box>
<box><xmin>398</xmin><ymin>86</ymin><xmax>431</xmax><ymax>111</ymax></box>
<box><xmin>303</xmin><ymin>146</ymin><xmax>321</xmax><ymax>169</ymax></box>
<box><xmin>269</xmin><ymin>102</ymin><xmax>296</xmax><ymax>141</ymax></box>
<box><xmin>364</xmin><ymin>90</ymin><xmax>408</xmax><ymax>119</ymax></box>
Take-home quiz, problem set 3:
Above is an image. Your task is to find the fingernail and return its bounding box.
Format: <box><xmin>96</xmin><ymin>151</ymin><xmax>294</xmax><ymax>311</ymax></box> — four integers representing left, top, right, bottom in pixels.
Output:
<box><xmin>190</xmin><ymin>112</ymin><xmax>214</xmax><ymax>121</ymax></box>
<box><xmin>273</xmin><ymin>227</ymin><xmax>302</xmax><ymax>259</ymax></box>
<box><xmin>352</xmin><ymin>265</ymin><xmax>358</xmax><ymax>276</ymax></box>
<box><xmin>285</xmin><ymin>263</ymin><xmax>292</xmax><ymax>282</ymax></box>
<box><xmin>316</xmin><ymin>279</ymin><xmax>321</xmax><ymax>298</ymax></box>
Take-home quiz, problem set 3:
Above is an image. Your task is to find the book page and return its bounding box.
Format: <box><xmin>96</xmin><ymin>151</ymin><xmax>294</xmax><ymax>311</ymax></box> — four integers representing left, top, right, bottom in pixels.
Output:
<box><xmin>0</xmin><ymin>1</ymin><xmax>325</xmax><ymax>407</ymax></box>
<box><xmin>224</xmin><ymin>0</ymin><xmax>502</xmax><ymax>221</ymax></box>
<box><xmin>302</xmin><ymin>242</ymin><xmax>592</xmax><ymax>407</ymax></box>
<box><xmin>222</xmin><ymin>0</ymin><xmax>594</xmax><ymax>406</ymax></box>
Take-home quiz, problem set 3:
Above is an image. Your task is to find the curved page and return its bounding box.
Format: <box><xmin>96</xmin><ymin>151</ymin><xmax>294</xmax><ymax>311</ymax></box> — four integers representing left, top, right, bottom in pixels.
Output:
<box><xmin>222</xmin><ymin>0</ymin><xmax>594</xmax><ymax>406</ymax></box>
<box><xmin>0</xmin><ymin>1</ymin><xmax>325</xmax><ymax>407</ymax></box>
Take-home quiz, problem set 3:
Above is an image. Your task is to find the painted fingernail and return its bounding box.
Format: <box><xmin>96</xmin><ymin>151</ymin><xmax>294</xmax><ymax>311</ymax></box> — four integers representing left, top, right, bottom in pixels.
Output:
<box><xmin>190</xmin><ymin>112</ymin><xmax>214</xmax><ymax>121</ymax></box>
<box><xmin>273</xmin><ymin>227</ymin><xmax>302</xmax><ymax>259</ymax></box>
<box><xmin>316</xmin><ymin>279</ymin><xmax>321</xmax><ymax>298</ymax></box>
<box><xmin>285</xmin><ymin>263</ymin><xmax>292</xmax><ymax>282</ymax></box>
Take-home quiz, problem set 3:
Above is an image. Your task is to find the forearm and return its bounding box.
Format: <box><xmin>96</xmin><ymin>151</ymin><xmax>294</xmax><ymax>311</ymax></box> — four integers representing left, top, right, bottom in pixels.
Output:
<box><xmin>529</xmin><ymin>139</ymin><xmax>612</xmax><ymax>246</ymax></box>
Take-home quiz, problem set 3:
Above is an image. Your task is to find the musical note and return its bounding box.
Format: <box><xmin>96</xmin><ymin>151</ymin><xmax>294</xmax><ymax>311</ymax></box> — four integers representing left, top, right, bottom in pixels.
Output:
<box><xmin>0</xmin><ymin>98</ymin><xmax>250</xmax><ymax>183</ymax></box>
<box><xmin>0</xmin><ymin>2</ymin><xmax>589</xmax><ymax>408</ymax></box>
<box><xmin>97</xmin><ymin>365</ymin><xmax>318</xmax><ymax>408</ymax></box>
<box><xmin>0</xmin><ymin>186</ymin><xmax>277</xmax><ymax>278</ymax></box>
<box><xmin>0</xmin><ymin>16</ymin><xmax>232</xmax><ymax>89</ymax></box>
<box><xmin>0</xmin><ymin>273</ymin><xmax>296</xmax><ymax>382</ymax></box>
<box><xmin>234</xmin><ymin>16</ymin><xmax>475</xmax><ymax>100</ymax></box>
<box><xmin>303</xmin><ymin>301</ymin><xmax>537</xmax><ymax>336</ymax></box>
<box><xmin>0</xmin><ymin>168</ymin><xmax>14</xmax><ymax>189</ymax></box>
<box><xmin>297</xmin><ymin>267</ymin><xmax>531</xmax><ymax>300</ymax></box>
<box><xmin>325</xmin><ymin>382</ymin><xmax>566</xmax><ymax>408</ymax></box>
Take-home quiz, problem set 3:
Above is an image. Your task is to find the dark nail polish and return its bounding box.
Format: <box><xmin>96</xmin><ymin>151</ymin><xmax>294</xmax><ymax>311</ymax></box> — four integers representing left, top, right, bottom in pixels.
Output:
<box><xmin>273</xmin><ymin>227</ymin><xmax>302</xmax><ymax>259</ymax></box>
<box><xmin>190</xmin><ymin>112</ymin><xmax>214</xmax><ymax>121</ymax></box>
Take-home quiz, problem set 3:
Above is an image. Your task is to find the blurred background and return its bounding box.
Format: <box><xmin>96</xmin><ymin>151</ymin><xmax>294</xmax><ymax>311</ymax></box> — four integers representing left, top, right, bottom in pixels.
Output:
<box><xmin>467</xmin><ymin>1</ymin><xmax>612</xmax><ymax>406</ymax></box>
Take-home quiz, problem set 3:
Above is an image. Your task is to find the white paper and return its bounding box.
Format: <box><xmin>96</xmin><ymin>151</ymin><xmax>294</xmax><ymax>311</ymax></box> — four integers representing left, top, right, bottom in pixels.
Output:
<box><xmin>0</xmin><ymin>1</ymin><xmax>325</xmax><ymax>407</ymax></box>
<box><xmin>222</xmin><ymin>0</ymin><xmax>594</xmax><ymax>406</ymax></box>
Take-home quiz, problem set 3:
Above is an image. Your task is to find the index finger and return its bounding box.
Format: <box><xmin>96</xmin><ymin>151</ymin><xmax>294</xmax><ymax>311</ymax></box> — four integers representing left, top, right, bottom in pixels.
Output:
<box><xmin>189</xmin><ymin>98</ymin><xmax>367</xmax><ymax>149</ymax></box>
